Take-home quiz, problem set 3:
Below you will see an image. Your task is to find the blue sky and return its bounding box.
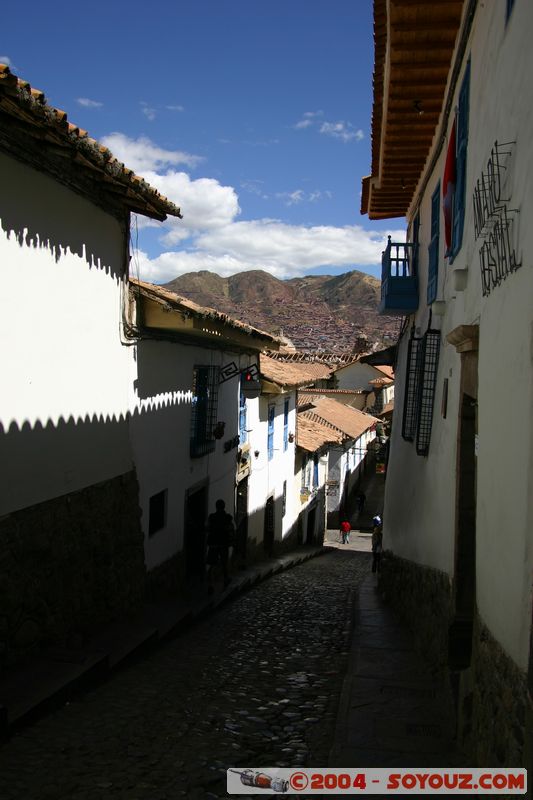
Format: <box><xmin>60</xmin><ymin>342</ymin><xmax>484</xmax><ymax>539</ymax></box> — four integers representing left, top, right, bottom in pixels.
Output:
<box><xmin>2</xmin><ymin>0</ymin><xmax>404</xmax><ymax>282</ymax></box>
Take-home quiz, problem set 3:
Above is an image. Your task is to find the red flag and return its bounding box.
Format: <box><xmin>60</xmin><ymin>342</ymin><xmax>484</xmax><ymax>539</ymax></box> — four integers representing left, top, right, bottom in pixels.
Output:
<box><xmin>443</xmin><ymin>119</ymin><xmax>456</xmax><ymax>255</ymax></box>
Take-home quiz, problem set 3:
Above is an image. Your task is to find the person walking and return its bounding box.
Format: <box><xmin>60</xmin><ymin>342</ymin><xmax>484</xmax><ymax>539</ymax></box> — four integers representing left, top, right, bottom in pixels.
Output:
<box><xmin>371</xmin><ymin>515</ymin><xmax>383</xmax><ymax>573</ymax></box>
<box><xmin>340</xmin><ymin>519</ymin><xmax>351</xmax><ymax>545</ymax></box>
<box><xmin>206</xmin><ymin>499</ymin><xmax>235</xmax><ymax>594</ymax></box>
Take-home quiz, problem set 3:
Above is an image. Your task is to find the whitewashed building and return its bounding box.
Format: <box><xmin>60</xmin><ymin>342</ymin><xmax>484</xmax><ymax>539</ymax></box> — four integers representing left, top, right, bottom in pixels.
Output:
<box><xmin>298</xmin><ymin>397</ymin><xmax>378</xmax><ymax>526</ymax></box>
<box><xmin>126</xmin><ymin>281</ymin><xmax>278</xmax><ymax>590</ymax></box>
<box><xmin>296</xmin><ymin>415</ymin><xmax>343</xmax><ymax>544</ymax></box>
<box><xmin>243</xmin><ymin>355</ymin><xmax>333</xmax><ymax>558</ymax></box>
<box><xmin>361</xmin><ymin>0</ymin><xmax>533</xmax><ymax>767</ymax></box>
<box><xmin>0</xmin><ymin>64</ymin><xmax>181</xmax><ymax>662</ymax></box>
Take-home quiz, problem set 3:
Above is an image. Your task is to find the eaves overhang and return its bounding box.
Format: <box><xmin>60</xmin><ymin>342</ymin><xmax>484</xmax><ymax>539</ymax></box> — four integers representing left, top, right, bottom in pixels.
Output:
<box><xmin>131</xmin><ymin>279</ymin><xmax>280</xmax><ymax>352</ymax></box>
<box><xmin>361</xmin><ymin>0</ymin><xmax>465</xmax><ymax>220</ymax></box>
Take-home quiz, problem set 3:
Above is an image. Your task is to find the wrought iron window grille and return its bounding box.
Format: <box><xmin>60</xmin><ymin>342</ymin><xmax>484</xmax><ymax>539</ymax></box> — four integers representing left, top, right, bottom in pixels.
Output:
<box><xmin>416</xmin><ymin>330</ymin><xmax>441</xmax><ymax>456</ymax></box>
<box><xmin>190</xmin><ymin>365</ymin><xmax>220</xmax><ymax>458</ymax></box>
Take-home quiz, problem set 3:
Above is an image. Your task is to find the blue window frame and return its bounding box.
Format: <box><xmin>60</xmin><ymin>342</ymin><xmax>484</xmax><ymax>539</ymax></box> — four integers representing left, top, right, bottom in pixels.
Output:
<box><xmin>427</xmin><ymin>183</ymin><xmax>440</xmax><ymax>305</ymax></box>
<box><xmin>267</xmin><ymin>405</ymin><xmax>275</xmax><ymax>461</ymax></box>
<box><xmin>283</xmin><ymin>398</ymin><xmax>289</xmax><ymax>451</ymax></box>
<box><xmin>239</xmin><ymin>387</ymin><xmax>247</xmax><ymax>444</ymax></box>
<box><xmin>282</xmin><ymin>480</ymin><xmax>287</xmax><ymax>517</ymax></box>
<box><xmin>313</xmin><ymin>456</ymin><xmax>319</xmax><ymax>488</ymax></box>
<box><xmin>506</xmin><ymin>0</ymin><xmax>516</xmax><ymax>22</ymax></box>
<box><xmin>190</xmin><ymin>365</ymin><xmax>219</xmax><ymax>458</ymax></box>
<box><xmin>450</xmin><ymin>61</ymin><xmax>470</xmax><ymax>260</ymax></box>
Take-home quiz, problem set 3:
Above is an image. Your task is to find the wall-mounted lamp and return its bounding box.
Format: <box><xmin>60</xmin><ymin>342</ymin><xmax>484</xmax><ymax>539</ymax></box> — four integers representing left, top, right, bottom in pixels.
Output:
<box><xmin>213</xmin><ymin>421</ymin><xmax>226</xmax><ymax>439</ymax></box>
<box><xmin>413</xmin><ymin>100</ymin><xmax>424</xmax><ymax>115</ymax></box>
<box><xmin>288</xmin><ymin>432</ymin><xmax>295</xmax><ymax>443</ymax></box>
<box><xmin>254</xmin><ymin>450</ymin><xmax>260</xmax><ymax>459</ymax></box>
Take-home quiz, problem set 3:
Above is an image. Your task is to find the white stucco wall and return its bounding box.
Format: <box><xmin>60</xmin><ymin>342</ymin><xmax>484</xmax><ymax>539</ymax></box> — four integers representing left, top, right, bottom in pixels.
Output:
<box><xmin>129</xmin><ymin>342</ymin><xmax>253</xmax><ymax>570</ymax></box>
<box><xmin>245</xmin><ymin>391</ymin><xmax>298</xmax><ymax>548</ymax></box>
<box><xmin>335</xmin><ymin>362</ymin><xmax>386</xmax><ymax>391</ymax></box>
<box><xmin>384</xmin><ymin>0</ymin><xmax>533</xmax><ymax>667</ymax></box>
<box><xmin>0</xmin><ymin>152</ymin><xmax>134</xmax><ymax>516</ymax></box>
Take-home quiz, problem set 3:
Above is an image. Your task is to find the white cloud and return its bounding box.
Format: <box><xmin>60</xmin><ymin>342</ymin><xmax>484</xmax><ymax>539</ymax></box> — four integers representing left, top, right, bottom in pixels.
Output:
<box><xmin>140</xmin><ymin>102</ymin><xmax>156</xmax><ymax>121</ymax></box>
<box><xmin>166</xmin><ymin>104</ymin><xmax>184</xmax><ymax>112</ymax></box>
<box><xmin>294</xmin><ymin>110</ymin><xmax>324</xmax><ymax>129</ymax></box>
<box><xmin>320</xmin><ymin>121</ymin><xmax>364</xmax><ymax>143</ymax></box>
<box><xmin>140</xmin><ymin>170</ymin><xmax>240</xmax><ymax>233</ymax></box>
<box><xmin>108</xmin><ymin>132</ymin><xmax>400</xmax><ymax>287</ymax></box>
<box><xmin>134</xmin><ymin>220</ymin><xmax>406</xmax><ymax>284</ymax></box>
<box><xmin>100</xmin><ymin>133</ymin><xmax>203</xmax><ymax>173</ymax></box>
<box><xmin>76</xmin><ymin>97</ymin><xmax>103</xmax><ymax>108</ymax></box>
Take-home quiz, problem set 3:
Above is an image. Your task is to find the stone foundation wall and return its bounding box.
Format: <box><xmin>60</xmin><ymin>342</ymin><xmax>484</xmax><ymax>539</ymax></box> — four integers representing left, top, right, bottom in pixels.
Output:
<box><xmin>0</xmin><ymin>471</ymin><xmax>146</xmax><ymax>671</ymax></box>
<box><xmin>379</xmin><ymin>552</ymin><xmax>529</xmax><ymax>770</ymax></box>
<box><xmin>465</xmin><ymin>615</ymin><xmax>527</xmax><ymax>767</ymax></box>
<box><xmin>145</xmin><ymin>550</ymin><xmax>187</xmax><ymax>601</ymax></box>
<box><xmin>379</xmin><ymin>551</ymin><xmax>452</xmax><ymax>671</ymax></box>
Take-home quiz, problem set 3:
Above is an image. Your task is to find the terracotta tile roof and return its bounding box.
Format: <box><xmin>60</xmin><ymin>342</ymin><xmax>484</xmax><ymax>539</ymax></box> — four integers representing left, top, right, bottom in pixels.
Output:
<box><xmin>309</xmin><ymin>397</ymin><xmax>380</xmax><ymax>441</ymax></box>
<box><xmin>260</xmin><ymin>354</ymin><xmax>333</xmax><ymax>389</ymax></box>
<box><xmin>131</xmin><ymin>279</ymin><xmax>281</xmax><ymax>345</ymax></box>
<box><xmin>298</xmin><ymin>388</ymin><xmax>366</xmax><ymax>408</ymax></box>
<box><xmin>369</xmin><ymin>376</ymin><xmax>393</xmax><ymax>387</ymax></box>
<box><xmin>299</xmin><ymin>388</ymin><xmax>366</xmax><ymax>396</ymax></box>
<box><xmin>0</xmin><ymin>64</ymin><xmax>181</xmax><ymax>221</ymax></box>
<box><xmin>296</xmin><ymin>413</ymin><xmax>344</xmax><ymax>453</ymax></box>
<box><xmin>375</xmin><ymin>365</ymin><xmax>394</xmax><ymax>380</ymax></box>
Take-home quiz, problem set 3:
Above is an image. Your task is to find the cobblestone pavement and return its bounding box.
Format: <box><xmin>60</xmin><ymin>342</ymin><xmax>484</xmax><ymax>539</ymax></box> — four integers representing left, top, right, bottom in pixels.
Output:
<box><xmin>0</xmin><ymin>550</ymin><xmax>370</xmax><ymax>800</ymax></box>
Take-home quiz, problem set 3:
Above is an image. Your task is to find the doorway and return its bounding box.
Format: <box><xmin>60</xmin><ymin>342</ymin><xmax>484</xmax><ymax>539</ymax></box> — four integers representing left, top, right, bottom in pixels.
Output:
<box><xmin>235</xmin><ymin>477</ymin><xmax>249</xmax><ymax>563</ymax></box>
<box><xmin>184</xmin><ymin>483</ymin><xmax>208</xmax><ymax>580</ymax></box>
<box><xmin>449</xmin><ymin>392</ymin><xmax>477</xmax><ymax>669</ymax></box>
<box><xmin>306</xmin><ymin>506</ymin><xmax>317</xmax><ymax>545</ymax></box>
<box><xmin>263</xmin><ymin>496</ymin><xmax>275</xmax><ymax>556</ymax></box>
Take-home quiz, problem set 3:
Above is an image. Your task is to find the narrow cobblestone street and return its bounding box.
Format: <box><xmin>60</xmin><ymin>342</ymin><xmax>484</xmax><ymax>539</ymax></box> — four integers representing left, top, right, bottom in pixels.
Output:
<box><xmin>0</xmin><ymin>550</ymin><xmax>370</xmax><ymax>799</ymax></box>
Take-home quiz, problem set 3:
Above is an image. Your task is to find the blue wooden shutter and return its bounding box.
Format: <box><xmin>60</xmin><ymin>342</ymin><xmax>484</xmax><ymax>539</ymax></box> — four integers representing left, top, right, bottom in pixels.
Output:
<box><xmin>267</xmin><ymin>405</ymin><xmax>275</xmax><ymax>461</ymax></box>
<box><xmin>427</xmin><ymin>183</ymin><xmax>440</xmax><ymax>304</ymax></box>
<box><xmin>451</xmin><ymin>60</ymin><xmax>470</xmax><ymax>258</ymax></box>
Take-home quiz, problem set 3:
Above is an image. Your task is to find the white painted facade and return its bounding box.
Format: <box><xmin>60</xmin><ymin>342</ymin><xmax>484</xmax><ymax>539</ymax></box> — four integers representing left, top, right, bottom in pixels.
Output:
<box><xmin>129</xmin><ymin>340</ymin><xmax>255</xmax><ymax>570</ymax></box>
<box><xmin>296</xmin><ymin>450</ymin><xmax>328</xmax><ymax>544</ymax></box>
<box><xmin>327</xmin><ymin>427</ymin><xmax>376</xmax><ymax>521</ymax></box>
<box><xmin>384</xmin><ymin>1</ymin><xmax>533</xmax><ymax>669</ymax></box>
<box><xmin>0</xmin><ymin>151</ymin><xmax>134</xmax><ymax>517</ymax></box>
<box><xmin>334</xmin><ymin>361</ymin><xmax>394</xmax><ymax>409</ymax></box>
<box><xmin>245</xmin><ymin>390</ymin><xmax>298</xmax><ymax>550</ymax></box>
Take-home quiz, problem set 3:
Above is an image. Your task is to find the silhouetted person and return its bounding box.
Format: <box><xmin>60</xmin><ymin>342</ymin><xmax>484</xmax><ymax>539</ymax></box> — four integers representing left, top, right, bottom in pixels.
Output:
<box><xmin>372</xmin><ymin>517</ymin><xmax>383</xmax><ymax>573</ymax></box>
<box><xmin>206</xmin><ymin>499</ymin><xmax>235</xmax><ymax>594</ymax></box>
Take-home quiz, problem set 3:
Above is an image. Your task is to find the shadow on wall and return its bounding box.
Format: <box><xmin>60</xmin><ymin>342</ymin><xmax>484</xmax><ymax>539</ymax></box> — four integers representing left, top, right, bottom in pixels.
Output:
<box><xmin>0</xmin><ymin>152</ymin><xmax>126</xmax><ymax>276</ymax></box>
<box><xmin>134</xmin><ymin>339</ymin><xmax>196</xmax><ymax>400</ymax></box>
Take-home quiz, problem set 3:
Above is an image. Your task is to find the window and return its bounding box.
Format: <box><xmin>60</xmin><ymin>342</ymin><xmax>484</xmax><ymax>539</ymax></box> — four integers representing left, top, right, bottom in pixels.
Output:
<box><xmin>149</xmin><ymin>489</ymin><xmax>167</xmax><ymax>537</ymax></box>
<box><xmin>450</xmin><ymin>61</ymin><xmax>470</xmax><ymax>260</ymax></box>
<box><xmin>267</xmin><ymin>404</ymin><xmax>275</xmax><ymax>461</ymax></box>
<box><xmin>402</xmin><ymin>335</ymin><xmax>423</xmax><ymax>441</ymax></box>
<box><xmin>427</xmin><ymin>183</ymin><xmax>440</xmax><ymax>305</ymax></box>
<box><xmin>313</xmin><ymin>455</ymin><xmax>319</xmax><ymax>488</ymax></box>
<box><xmin>239</xmin><ymin>384</ymin><xmax>247</xmax><ymax>444</ymax></box>
<box><xmin>283</xmin><ymin>398</ymin><xmax>289</xmax><ymax>451</ymax></box>
<box><xmin>416</xmin><ymin>331</ymin><xmax>441</xmax><ymax>456</ymax></box>
<box><xmin>190</xmin><ymin>365</ymin><xmax>220</xmax><ymax>458</ymax></box>
<box><xmin>282</xmin><ymin>480</ymin><xmax>287</xmax><ymax>517</ymax></box>
<box><xmin>506</xmin><ymin>0</ymin><xmax>516</xmax><ymax>22</ymax></box>
<box><xmin>402</xmin><ymin>330</ymin><xmax>441</xmax><ymax>456</ymax></box>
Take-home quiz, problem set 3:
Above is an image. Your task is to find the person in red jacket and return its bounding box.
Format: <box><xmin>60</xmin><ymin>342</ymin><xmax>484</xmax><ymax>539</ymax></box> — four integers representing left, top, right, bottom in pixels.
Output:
<box><xmin>340</xmin><ymin>519</ymin><xmax>351</xmax><ymax>545</ymax></box>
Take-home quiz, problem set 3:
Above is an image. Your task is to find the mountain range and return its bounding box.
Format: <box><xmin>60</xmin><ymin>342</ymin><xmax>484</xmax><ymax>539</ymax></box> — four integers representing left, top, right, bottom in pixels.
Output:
<box><xmin>163</xmin><ymin>269</ymin><xmax>398</xmax><ymax>353</ymax></box>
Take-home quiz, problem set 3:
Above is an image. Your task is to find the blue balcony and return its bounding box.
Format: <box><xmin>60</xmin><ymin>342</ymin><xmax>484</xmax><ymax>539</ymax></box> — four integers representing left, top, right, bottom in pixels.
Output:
<box><xmin>379</xmin><ymin>237</ymin><xmax>419</xmax><ymax>316</ymax></box>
